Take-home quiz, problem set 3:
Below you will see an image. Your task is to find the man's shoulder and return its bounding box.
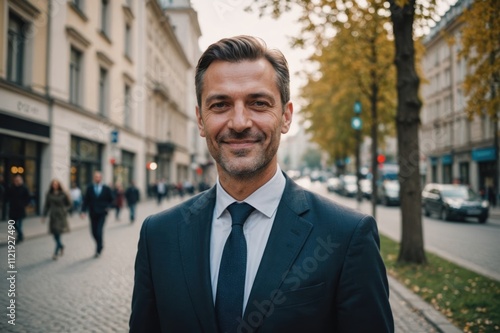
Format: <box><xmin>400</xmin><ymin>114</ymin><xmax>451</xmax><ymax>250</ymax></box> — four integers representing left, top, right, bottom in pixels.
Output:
<box><xmin>286</xmin><ymin>181</ymin><xmax>370</xmax><ymax>226</ymax></box>
<box><xmin>144</xmin><ymin>188</ymin><xmax>215</xmax><ymax>229</ymax></box>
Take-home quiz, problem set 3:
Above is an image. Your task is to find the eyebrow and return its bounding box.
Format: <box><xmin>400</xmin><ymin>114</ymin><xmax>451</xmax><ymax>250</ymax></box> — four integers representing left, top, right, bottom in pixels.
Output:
<box><xmin>204</xmin><ymin>94</ymin><xmax>230</xmax><ymax>106</ymax></box>
<box><xmin>204</xmin><ymin>92</ymin><xmax>276</xmax><ymax>106</ymax></box>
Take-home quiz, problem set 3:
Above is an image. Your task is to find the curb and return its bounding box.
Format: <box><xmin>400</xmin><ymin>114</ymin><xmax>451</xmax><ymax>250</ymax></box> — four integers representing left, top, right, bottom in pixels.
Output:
<box><xmin>388</xmin><ymin>275</ymin><xmax>462</xmax><ymax>333</ymax></box>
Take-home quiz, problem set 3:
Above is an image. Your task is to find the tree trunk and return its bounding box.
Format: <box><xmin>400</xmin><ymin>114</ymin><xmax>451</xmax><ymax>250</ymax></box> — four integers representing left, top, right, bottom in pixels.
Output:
<box><xmin>389</xmin><ymin>0</ymin><xmax>426</xmax><ymax>264</ymax></box>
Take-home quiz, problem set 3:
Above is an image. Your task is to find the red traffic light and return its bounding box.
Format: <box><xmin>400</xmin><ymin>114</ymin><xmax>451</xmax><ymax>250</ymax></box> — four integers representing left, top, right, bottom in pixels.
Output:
<box><xmin>377</xmin><ymin>155</ymin><xmax>386</xmax><ymax>164</ymax></box>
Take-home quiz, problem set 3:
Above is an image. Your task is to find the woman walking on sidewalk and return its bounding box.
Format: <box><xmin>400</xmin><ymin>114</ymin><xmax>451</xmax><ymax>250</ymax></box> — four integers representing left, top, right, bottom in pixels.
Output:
<box><xmin>42</xmin><ymin>179</ymin><xmax>71</xmax><ymax>260</ymax></box>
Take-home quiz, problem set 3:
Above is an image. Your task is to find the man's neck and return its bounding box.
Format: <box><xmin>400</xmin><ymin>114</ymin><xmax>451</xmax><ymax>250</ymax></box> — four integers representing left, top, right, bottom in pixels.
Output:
<box><xmin>218</xmin><ymin>164</ymin><xmax>278</xmax><ymax>201</ymax></box>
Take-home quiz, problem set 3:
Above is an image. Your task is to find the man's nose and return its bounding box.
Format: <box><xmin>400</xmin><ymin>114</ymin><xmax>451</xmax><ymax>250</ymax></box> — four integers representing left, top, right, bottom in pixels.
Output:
<box><xmin>228</xmin><ymin>103</ymin><xmax>252</xmax><ymax>132</ymax></box>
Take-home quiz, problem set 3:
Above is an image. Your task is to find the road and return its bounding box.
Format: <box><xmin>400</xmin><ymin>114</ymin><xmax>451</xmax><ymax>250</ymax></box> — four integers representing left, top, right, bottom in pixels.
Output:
<box><xmin>299</xmin><ymin>178</ymin><xmax>500</xmax><ymax>282</ymax></box>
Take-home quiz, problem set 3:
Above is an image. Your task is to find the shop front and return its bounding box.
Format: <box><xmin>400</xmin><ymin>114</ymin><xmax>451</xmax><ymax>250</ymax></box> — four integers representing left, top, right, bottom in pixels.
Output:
<box><xmin>441</xmin><ymin>154</ymin><xmax>453</xmax><ymax>184</ymax></box>
<box><xmin>472</xmin><ymin>146</ymin><xmax>497</xmax><ymax>205</ymax></box>
<box><xmin>70</xmin><ymin>136</ymin><xmax>103</xmax><ymax>193</ymax></box>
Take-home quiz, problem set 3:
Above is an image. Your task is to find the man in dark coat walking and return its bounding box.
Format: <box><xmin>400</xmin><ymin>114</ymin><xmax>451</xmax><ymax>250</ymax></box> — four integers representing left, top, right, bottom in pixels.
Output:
<box><xmin>6</xmin><ymin>175</ymin><xmax>30</xmax><ymax>242</ymax></box>
<box><xmin>125</xmin><ymin>181</ymin><xmax>140</xmax><ymax>223</ymax></box>
<box><xmin>80</xmin><ymin>171</ymin><xmax>114</xmax><ymax>257</ymax></box>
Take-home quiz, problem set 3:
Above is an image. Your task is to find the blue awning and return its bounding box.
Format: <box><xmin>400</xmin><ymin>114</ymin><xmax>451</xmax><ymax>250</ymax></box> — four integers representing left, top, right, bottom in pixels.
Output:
<box><xmin>472</xmin><ymin>147</ymin><xmax>496</xmax><ymax>162</ymax></box>
<box><xmin>441</xmin><ymin>154</ymin><xmax>453</xmax><ymax>165</ymax></box>
<box><xmin>430</xmin><ymin>157</ymin><xmax>438</xmax><ymax>166</ymax></box>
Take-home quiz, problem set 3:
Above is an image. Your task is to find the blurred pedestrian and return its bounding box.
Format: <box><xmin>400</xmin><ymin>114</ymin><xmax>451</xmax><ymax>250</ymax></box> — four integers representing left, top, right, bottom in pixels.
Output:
<box><xmin>41</xmin><ymin>179</ymin><xmax>71</xmax><ymax>260</ymax></box>
<box><xmin>80</xmin><ymin>171</ymin><xmax>114</xmax><ymax>258</ymax></box>
<box><xmin>70</xmin><ymin>182</ymin><xmax>82</xmax><ymax>215</ymax></box>
<box><xmin>125</xmin><ymin>181</ymin><xmax>140</xmax><ymax>223</ymax></box>
<box><xmin>6</xmin><ymin>174</ymin><xmax>30</xmax><ymax>243</ymax></box>
<box><xmin>156</xmin><ymin>179</ymin><xmax>166</xmax><ymax>205</ymax></box>
<box><xmin>113</xmin><ymin>182</ymin><xmax>125</xmax><ymax>221</ymax></box>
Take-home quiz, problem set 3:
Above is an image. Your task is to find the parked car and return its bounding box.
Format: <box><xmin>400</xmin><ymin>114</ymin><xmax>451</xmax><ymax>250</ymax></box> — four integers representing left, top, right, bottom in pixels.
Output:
<box><xmin>340</xmin><ymin>175</ymin><xmax>358</xmax><ymax>197</ymax></box>
<box><xmin>378</xmin><ymin>180</ymin><xmax>400</xmax><ymax>206</ymax></box>
<box><xmin>360</xmin><ymin>179</ymin><xmax>372</xmax><ymax>199</ymax></box>
<box><xmin>422</xmin><ymin>183</ymin><xmax>489</xmax><ymax>223</ymax></box>
<box><xmin>326</xmin><ymin>177</ymin><xmax>342</xmax><ymax>193</ymax></box>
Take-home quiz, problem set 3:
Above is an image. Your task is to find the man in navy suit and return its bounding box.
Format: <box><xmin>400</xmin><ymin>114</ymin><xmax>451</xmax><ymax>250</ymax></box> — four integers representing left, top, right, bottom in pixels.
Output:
<box><xmin>81</xmin><ymin>171</ymin><xmax>114</xmax><ymax>258</ymax></box>
<box><xmin>130</xmin><ymin>36</ymin><xmax>394</xmax><ymax>333</ymax></box>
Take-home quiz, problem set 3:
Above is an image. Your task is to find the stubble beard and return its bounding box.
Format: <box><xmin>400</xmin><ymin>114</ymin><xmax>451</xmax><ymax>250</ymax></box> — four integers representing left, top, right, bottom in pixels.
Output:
<box><xmin>210</xmin><ymin>131</ymin><xmax>279</xmax><ymax>180</ymax></box>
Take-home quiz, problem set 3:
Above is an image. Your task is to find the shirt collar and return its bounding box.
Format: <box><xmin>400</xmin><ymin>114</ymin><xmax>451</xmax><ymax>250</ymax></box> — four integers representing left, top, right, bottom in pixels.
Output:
<box><xmin>215</xmin><ymin>165</ymin><xmax>286</xmax><ymax>219</ymax></box>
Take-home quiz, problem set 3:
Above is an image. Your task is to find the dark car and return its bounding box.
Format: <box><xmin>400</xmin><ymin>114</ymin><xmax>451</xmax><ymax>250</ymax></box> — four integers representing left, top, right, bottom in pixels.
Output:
<box><xmin>422</xmin><ymin>183</ymin><xmax>489</xmax><ymax>223</ymax></box>
<box><xmin>326</xmin><ymin>177</ymin><xmax>342</xmax><ymax>193</ymax></box>
<box><xmin>378</xmin><ymin>180</ymin><xmax>400</xmax><ymax>206</ymax></box>
<box><xmin>339</xmin><ymin>175</ymin><xmax>358</xmax><ymax>197</ymax></box>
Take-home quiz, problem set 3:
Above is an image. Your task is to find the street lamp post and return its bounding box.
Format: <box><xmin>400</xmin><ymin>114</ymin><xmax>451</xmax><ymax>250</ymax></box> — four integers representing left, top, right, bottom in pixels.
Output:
<box><xmin>352</xmin><ymin>101</ymin><xmax>363</xmax><ymax>203</ymax></box>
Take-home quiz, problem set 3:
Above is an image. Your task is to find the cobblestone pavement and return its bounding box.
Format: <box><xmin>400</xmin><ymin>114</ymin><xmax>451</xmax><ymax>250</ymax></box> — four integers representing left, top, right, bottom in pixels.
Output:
<box><xmin>0</xmin><ymin>196</ymin><xmax>452</xmax><ymax>332</ymax></box>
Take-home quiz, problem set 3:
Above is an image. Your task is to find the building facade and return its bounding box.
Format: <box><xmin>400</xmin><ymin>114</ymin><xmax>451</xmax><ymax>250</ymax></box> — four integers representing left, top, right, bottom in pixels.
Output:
<box><xmin>0</xmin><ymin>0</ymin><xmax>50</xmax><ymax>218</ymax></box>
<box><xmin>0</xmin><ymin>0</ymin><xmax>203</xmax><ymax>217</ymax></box>
<box><xmin>420</xmin><ymin>0</ymin><xmax>497</xmax><ymax>197</ymax></box>
<box><xmin>163</xmin><ymin>0</ymin><xmax>216</xmax><ymax>188</ymax></box>
<box><xmin>142</xmin><ymin>0</ymin><xmax>190</xmax><ymax>192</ymax></box>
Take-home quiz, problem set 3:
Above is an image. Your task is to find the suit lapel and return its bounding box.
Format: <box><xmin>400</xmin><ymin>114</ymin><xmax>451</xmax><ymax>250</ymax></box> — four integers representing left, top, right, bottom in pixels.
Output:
<box><xmin>178</xmin><ymin>187</ymin><xmax>219</xmax><ymax>333</ymax></box>
<box><xmin>243</xmin><ymin>179</ymin><xmax>313</xmax><ymax>328</ymax></box>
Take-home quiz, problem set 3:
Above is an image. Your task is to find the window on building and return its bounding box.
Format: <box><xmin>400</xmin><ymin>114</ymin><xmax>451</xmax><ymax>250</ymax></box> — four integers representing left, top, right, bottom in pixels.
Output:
<box><xmin>125</xmin><ymin>24</ymin><xmax>131</xmax><ymax>58</ymax></box>
<box><xmin>7</xmin><ymin>13</ymin><xmax>27</xmax><ymax>85</ymax></box>
<box><xmin>101</xmin><ymin>0</ymin><xmax>109</xmax><ymax>36</ymax></box>
<box><xmin>99</xmin><ymin>67</ymin><xmax>108</xmax><ymax>116</ymax></box>
<box><xmin>124</xmin><ymin>84</ymin><xmax>131</xmax><ymax>127</ymax></box>
<box><xmin>432</xmin><ymin>165</ymin><xmax>438</xmax><ymax>183</ymax></box>
<box><xmin>69</xmin><ymin>47</ymin><xmax>83</xmax><ymax>105</ymax></box>
<box><xmin>444</xmin><ymin>68</ymin><xmax>451</xmax><ymax>87</ymax></box>
<box><xmin>459</xmin><ymin>162</ymin><xmax>470</xmax><ymax>185</ymax></box>
<box><xmin>456</xmin><ymin>89</ymin><xmax>463</xmax><ymax>110</ymax></box>
<box><xmin>70</xmin><ymin>136</ymin><xmax>102</xmax><ymax>191</ymax></box>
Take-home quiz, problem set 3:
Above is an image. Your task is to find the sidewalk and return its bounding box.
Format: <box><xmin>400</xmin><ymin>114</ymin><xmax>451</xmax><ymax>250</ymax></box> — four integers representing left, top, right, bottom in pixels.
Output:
<box><xmin>0</xmin><ymin>198</ymin><xmax>462</xmax><ymax>333</ymax></box>
<box><xmin>489</xmin><ymin>206</ymin><xmax>500</xmax><ymax>219</ymax></box>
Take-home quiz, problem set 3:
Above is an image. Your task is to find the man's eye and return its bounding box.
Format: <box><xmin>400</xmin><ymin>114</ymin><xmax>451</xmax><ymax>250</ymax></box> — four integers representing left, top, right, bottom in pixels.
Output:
<box><xmin>252</xmin><ymin>101</ymin><xmax>269</xmax><ymax>108</ymax></box>
<box><xmin>211</xmin><ymin>102</ymin><xmax>228</xmax><ymax>109</ymax></box>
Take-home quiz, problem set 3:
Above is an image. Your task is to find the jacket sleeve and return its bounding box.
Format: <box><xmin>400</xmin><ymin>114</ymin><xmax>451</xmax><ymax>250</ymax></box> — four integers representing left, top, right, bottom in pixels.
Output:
<box><xmin>130</xmin><ymin>217</ymin><xmax>161</xmax><ymax>332</ymax></box>
<box><xmin>336</xmin><ymin>215</ymin><xmax>394</xmax><ymax>333</ymax></box>
<box><xmin>81</xmin><ymin>187</ymin><xmax>89</xmax><ymax>213</ymax></box>
<box><xmin>108</xmin><ymin>187</ymin><xmax>116</xmax><ymax>208</ymax></box>
<box><xmin>43</xmin><ymin>194</ymin><xmax>50</xmax><ymax>217</ymax></box>
<box><xmin>23</xmin><ymin>187</ymin><xmax>31</xmax><ymax>207</ymax></box>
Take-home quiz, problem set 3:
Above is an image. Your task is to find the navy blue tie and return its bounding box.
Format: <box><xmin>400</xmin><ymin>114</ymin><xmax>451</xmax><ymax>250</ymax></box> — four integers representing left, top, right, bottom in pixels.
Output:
<box><xmin>215</xmin><ymin>202</ymin><xmax>255</xmax><ymax>333</ymax></box>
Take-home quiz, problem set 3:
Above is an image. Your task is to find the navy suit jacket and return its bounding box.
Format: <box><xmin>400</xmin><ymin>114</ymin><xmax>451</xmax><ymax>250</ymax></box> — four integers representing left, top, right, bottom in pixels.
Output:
<box><xmin>130</xmin><ymin>176</ymin><xmax>394</xmax><ymax>333</ymax></box>
<box><xmin>81</xmin><ymin>184</ymin><xmax>114</xmax><ymax>217</ymax></box>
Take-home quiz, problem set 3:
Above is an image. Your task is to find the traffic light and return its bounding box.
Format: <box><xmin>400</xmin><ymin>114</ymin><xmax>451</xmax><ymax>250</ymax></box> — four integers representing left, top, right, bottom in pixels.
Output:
<box><xmin>377</xmin><ymin>154</ymin><xmax>386</xmax><ymax>164</ymax></box>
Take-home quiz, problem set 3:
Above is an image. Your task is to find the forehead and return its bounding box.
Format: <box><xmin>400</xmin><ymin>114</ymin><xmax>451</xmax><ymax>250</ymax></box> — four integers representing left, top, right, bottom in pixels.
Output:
<box><xmin>202</xmin><ymin>59</ymin><xmax>278</xmax><ymax>98</ymax></box>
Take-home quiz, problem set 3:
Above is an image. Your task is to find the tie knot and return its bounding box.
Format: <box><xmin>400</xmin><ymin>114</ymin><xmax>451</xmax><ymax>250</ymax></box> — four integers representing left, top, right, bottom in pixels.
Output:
<box><xmin>227</xmin><ymin>202</ymin><xmax>255</xmax><ymax>227</ymax></box>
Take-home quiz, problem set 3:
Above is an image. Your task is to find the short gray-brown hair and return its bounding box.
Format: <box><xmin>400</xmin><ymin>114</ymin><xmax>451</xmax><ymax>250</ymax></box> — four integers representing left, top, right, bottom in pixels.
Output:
<box><xmin>195</xmin><ymin>35</ymin><xmax>290</xmax><ymax>109</ymax></box>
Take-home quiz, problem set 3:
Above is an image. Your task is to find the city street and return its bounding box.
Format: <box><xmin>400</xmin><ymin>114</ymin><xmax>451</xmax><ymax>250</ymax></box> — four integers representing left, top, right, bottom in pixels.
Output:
<box><xmin>300</xmin><ymin>178</ymin><xmax>500</xmax><ymax>282</ymax></box>
<box><xmin>0</xmin><ymin>194</ymin><xmax>447</xmax><ymax>332</ymax></box>
<box><xmin>0</xmin><ymin>198</ymin><xmax>183</xmax><ymax>333</ymax></box>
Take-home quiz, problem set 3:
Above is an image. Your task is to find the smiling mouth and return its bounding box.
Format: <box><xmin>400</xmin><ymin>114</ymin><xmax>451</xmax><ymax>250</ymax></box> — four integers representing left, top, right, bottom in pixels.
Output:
<box><xmin>225</xmin><ymin>140</ymin><xmax>256</xmax><ymax>150</ymax></box>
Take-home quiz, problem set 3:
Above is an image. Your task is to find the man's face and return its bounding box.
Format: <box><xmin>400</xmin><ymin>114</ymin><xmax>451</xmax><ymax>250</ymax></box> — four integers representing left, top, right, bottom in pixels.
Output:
<box><xmin>93</xmin><ymin>172</ymin><xmax>102</xmax><ymax>184</ymax></box>
<box><xmin>196</xmin><ymin>59</ymin><xmax>293</xmax><ymax>179</ymax></box>
<box><xmin>13</xmin><ymin>176</ymin><xmax>22</xmax><ymax>186</ymax></box>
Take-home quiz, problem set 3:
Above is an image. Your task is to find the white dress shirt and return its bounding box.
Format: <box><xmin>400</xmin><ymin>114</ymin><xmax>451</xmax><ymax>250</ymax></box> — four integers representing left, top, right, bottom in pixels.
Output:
<box><xmin>210</xmin><ymin>165</ymin><xmax>286</xmax><ymax>313</ymax></box>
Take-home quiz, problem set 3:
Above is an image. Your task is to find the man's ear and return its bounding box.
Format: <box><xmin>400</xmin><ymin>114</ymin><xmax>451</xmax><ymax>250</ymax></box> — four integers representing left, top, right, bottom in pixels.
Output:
<box><xmin>196</xmin><ymin>106</ymin><xmax>206</xmax><ymax>137</ymax></box>
<box><xmin>281</xmin><ymin>101</ymin><xmax>293</xmax><ymax>134</ymax></box>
